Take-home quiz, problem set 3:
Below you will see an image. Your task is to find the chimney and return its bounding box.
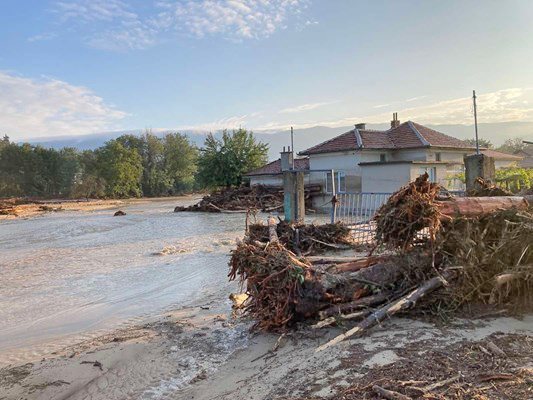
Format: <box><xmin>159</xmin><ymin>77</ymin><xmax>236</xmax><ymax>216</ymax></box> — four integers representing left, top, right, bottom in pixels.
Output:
<box><xmin>280</xmin><ymin>146</ymin><xmax>294</xmax><ymax>171</ymax></box>
<box><xmin>391</xmin><ymin>112</ymin><xmax>400</xmax><ymax>128</ymax></box>
<box><xmin>355</xmin><ymin>123</ymin><xmax>366</xmax><ymax>130</ymax></box>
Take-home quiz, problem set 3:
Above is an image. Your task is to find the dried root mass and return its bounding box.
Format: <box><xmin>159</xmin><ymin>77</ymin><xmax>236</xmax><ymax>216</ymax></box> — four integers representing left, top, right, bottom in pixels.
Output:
<box><xmin>373</xmin><ymin>173</ymin><xmax>442</xmax><ymax>250</ymax></box>
<box><xmin>247</xmin><ymin>220</ymin><xmax>355</xmax><ymax>254</ymax></box>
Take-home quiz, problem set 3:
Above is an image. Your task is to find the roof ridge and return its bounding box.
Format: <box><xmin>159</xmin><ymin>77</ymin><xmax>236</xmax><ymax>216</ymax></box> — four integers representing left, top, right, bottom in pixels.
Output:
<box><xmin>354</xmin><ymin>128</ymin><xmax>363</xmax><ymax>148</ymax></box>
<box><xmin>360</xmin><ymin>128</ymin><xmax>387</xmax><ymax>133</ymax></box>
<box><xmin>407</xmin><ymin>120</ymin><xmax>430</xmax><ymax>147</ymax></box>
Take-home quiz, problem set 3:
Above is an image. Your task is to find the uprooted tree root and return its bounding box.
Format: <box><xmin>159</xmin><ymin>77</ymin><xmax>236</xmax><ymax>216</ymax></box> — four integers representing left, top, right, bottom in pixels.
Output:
<box><xmin>228</xmin><ymin>240</ymin><xmax>320</xmax><ymax>331</ymax></box>
<box><xmin>438</xmin><ymin>209</ymin><xmax>533</xmax><ymax>308</ymax></box>
<box><xmin>228</xmin><ymin>223</ymin><xmax>401</xmax><ymax>332</ymax></box>
<box><xmin>247</xmin><ymin>220</ymin><xmax>356</xmax><ymax>254</ymax></box>
<box><xmin>373</xmin><ymin>173</ymin><xmax>442</xmax><ymax>250</ymax></box>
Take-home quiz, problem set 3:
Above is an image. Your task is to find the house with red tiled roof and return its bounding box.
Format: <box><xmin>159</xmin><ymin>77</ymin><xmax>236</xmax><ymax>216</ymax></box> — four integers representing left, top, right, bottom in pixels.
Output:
<box><xmin>245</xmin><ymin>114</ymin><xmax>525</xmax><ymax>197</ymax></box>
<box><xmin>245</xmin><ymin>156</ymin><xmax>309</xmax><ymax>186</ymax></box>
<box><xmin>298</xmin><ymin>114</ymin><xmax>504</xmax><ymax>194</ymax></box>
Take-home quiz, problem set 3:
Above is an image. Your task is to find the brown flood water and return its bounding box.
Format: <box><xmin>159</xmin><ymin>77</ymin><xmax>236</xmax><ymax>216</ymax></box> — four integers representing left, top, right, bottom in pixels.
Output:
<box><xmin>0</xmin><ymin>198</ymin><xmax>247</xmax><ymax>366</ymax></box>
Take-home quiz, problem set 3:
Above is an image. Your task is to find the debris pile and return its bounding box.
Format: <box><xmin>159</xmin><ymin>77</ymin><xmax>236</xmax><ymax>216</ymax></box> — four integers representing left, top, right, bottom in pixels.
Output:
<box><xmin>247</xmin><ymin>220</ymin><xmax>355</xmax><ymax>254</ymax></box>
<box><xmin>174</xmin><ymin>184</ymin><xmax>321</xmax><ymax>213</ymax></box>
<box><xmin>0</xmin><ymin>201</ymin><xmax>18</xmax><ymax>216</ymax></box>
<box><xmin>0</xmin><ymin>198</ymin><xmax>35</xmax><ymax>216</ymax></box>
<box><xmin>175</xmin><ymin>186</ymin><xmax>284</xmax><ymax>213</ymax></box>
<box><xmin>338</xmin><ymin>333</ymin><xmax>533</xmax><ymax>400</ymax></box>
<box><xmin>373</xmin><ymin>173</ymin><xmax>442</xmax><ymax>250</ymax></box>
<box><xmin>468</xmin><ymin>176</ymin><xmax>513</xmax><ymax>196</ymax></box>
<box><xmin>228</xmin><ymin>174</ymin><xmax>532</xmax><ymax>348</ymax></box>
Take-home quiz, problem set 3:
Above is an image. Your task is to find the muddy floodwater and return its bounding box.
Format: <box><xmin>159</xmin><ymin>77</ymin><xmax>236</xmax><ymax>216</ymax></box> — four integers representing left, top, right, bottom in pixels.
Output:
<box><xmin>0</xmin><ymin>198</ymin><xmax>246</xmax><ymax>366</ymax></box>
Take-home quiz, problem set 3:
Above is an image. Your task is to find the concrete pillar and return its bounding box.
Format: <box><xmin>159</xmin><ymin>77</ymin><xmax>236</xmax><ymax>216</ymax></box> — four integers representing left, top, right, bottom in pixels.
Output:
<box><xmin>280</xmin><ymin>149</ymin><xmax>294</xmax><ymax>171</ymax></box>
<box><xmin>464</xmin><ymin>154</ymin><xmax>495</xmax><ymax>192</ymax></box>
<box><xmin>283</xmin><ymin>171</ymin><xmax>305</xmax><ymax>223</ymax></box>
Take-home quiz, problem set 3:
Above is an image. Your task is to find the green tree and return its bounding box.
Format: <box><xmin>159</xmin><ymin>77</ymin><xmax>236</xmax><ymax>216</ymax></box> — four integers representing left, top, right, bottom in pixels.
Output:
<box><xmin>95</xmin><ymin>140</ymin><xmax>143</xmax><ymax>198</ymax></box>
<box><xmin>464</xmin><ymin>138</ymin><xmax>493</xmax><ymax>149</ymax></box>
<box><xmin>197</xmin><ymin>129</ymin><xmax>268</xmax><ymax>188</ymax></box>
<box><xmin>117</xmin><ymin>131</ymin><xmax>174</xmax><ymax>196</ymax></box>
<box><xmin>497</xmin><ymin>137</ymin><xmax>528</xmax><ymax>154</ymax></box>
<box><xmin>0</xmin><ymin>138</ymin><xmax>24</xmax><ymax>196</ymax></box>
<box><xmin>57</xmin><ymin>147</ymin><xmax>82</xmax><ymax>197</ymax></box>
<box><xmin>72</xmin><ymin>174</ymin><xmax>107</xmax><ymax>199</ymax></box>
<box><xmin>163</xmin><ymin>132</ymin><xmax>198</xmax><ymax>193</ymax></box>
<box><xmin>0</xmin><ymin>135</ymin><xmax>9</xmax><ymax>150</ymax></box>
<box><xmin>495</xmin><ymin>167</ymin><xmax>533</xmax><ymax>192</ymax></box>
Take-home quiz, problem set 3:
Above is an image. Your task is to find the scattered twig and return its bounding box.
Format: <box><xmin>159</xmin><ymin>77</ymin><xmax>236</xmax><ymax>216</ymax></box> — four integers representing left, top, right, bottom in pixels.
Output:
<box><xmin>316</xmin><ymin>269</ymin><xmax>458</xmax><ymax>352</ymax></box>
<box><xmin>372</xmin><ymin>384</ymin><xmax>412</xmax><ymax>400</ymax></box>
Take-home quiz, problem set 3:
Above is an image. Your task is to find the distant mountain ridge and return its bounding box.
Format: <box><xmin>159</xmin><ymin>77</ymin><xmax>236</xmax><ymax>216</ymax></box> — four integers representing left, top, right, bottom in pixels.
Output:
<box><xmin>22</xmin><ymin>121</ymin><xmax>533</xmax><ymax>160</ymax></box>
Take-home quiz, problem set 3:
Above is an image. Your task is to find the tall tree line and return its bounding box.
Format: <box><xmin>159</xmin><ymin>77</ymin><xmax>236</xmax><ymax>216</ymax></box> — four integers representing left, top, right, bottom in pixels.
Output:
<box><xmin>0</xmin><ymin>129</ymin><xmax>268</xmax><ymax>199</ymax></box>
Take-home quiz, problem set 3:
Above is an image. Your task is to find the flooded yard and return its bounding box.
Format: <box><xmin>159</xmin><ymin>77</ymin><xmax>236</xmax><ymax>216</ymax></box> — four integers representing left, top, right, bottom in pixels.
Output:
<box><xmin>0</xmin><ymin>198</ymin><xmax>245</xmax><ymax>366</ymax></box>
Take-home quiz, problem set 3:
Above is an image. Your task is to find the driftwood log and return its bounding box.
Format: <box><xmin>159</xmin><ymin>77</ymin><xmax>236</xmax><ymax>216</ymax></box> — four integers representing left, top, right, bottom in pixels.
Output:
<box><xmin>316</xmin><ymin>268</ymin><xmax>459</xmax><ymax>352</ymax></box>
<box><xmin>437</xmin><ymin>196</ymin><xmax>529</xmax><ymax>218</ymax></box>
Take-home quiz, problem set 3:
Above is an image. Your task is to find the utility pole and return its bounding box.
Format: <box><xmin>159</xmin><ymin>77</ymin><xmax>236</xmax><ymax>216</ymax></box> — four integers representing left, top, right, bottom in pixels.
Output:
<box><xmin>290</xmin><ymin>126</ymin><xmax>295</xmax><ymax>170</ymax></box>
<box><xmin>473</xmin><ymin>90</ymin><xmax>480</xmax><ymax>155</ymax></box>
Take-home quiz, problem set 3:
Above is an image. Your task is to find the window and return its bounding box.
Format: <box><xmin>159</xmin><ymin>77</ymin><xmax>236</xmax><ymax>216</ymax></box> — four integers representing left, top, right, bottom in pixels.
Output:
<box><xmin>435</xmin><ymin>152</ymin><xmax>442</xmax><ymax>161</ymax></box>
<box><xmin>325</xmin><ymin>171</ymin><xmax>346</xmax><ymax>193</ymax></box>
<box><xmin>380</xmin><ymin>153</ymin><xmax>387</xmax><ymax>162</ymax></box>
<box><xmin>418</xmin><ymin>167</ymin><xmax>437</xmax><ymax>182</ymax></box>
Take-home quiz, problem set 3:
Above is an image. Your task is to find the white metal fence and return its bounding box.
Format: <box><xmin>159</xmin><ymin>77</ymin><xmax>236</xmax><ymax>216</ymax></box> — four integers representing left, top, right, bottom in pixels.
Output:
<box><xmin>331</xmin><ymin>192</ymin><xmax>391</xmax><ymax>244</ymax></box>
<box><xmin>318</xmin><ymin>190</ymin><xmax>466</xmax><ymax>244</ymax></box>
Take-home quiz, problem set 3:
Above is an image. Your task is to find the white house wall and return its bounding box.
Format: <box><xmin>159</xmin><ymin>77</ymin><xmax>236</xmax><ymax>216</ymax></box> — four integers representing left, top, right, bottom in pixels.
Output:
<box><xmin>308</xmin><ymin>151</ymin><xmax>358</xmax><ymax>171</ymax></box>
<box><xmin>308</xmin><ymin>150</ymin><xmax>384</xmax><ymax>192</ymax></box>
<box><xmin>389</xmin><ymin>148</ymin><xmax>468</xmax><ymax>163</ymax></box>
<box><xmin>389</xmin><ymin>148</ymin><xmax>428</xmax><ymax>162</ymax></box>
<box><xmin>361</xmin><ymin>164</ymin><xmax>412</xmax><ymax>193</ymax></box>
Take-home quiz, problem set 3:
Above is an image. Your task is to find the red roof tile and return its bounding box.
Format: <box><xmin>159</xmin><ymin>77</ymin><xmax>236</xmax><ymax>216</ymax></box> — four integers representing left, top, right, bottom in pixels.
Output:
<box><xmin>387</xmin><ymin>122</ymin><xmax>426</xmax><ymax>148</ymax></box>
<box><xmin>245</xmin><ymin>158</ymin><xmax>309</xmax><ymax>176</ymax></box>
<box><xmin>358</xmin><ymin>130</ymin><xmax>395</xmax><ymax>148</ymax></box>
<box><xmin>298</xmin><ymin>130</ymin><xmax>358</xmax><ymax>155</ymax></box>
<box><xmin>299</xmin><ymin>121</ymin><xmax>477</xmax><ymax>155</ymax></box>
<box><xmin>412</xmin><ymin>122</ymin><xmax>473</xmax><ymax>149</ymax></box>
<box><xmin>479</xmin><ymin>149</ymin><xmax>523</xmax><ymax>160</ymax></box>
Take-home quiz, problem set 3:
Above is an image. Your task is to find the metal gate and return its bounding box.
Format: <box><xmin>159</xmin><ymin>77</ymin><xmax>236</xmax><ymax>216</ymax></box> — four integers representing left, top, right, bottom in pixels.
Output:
<box><xmin>332</xmin><ymin>192</ymin><xmax>391</xmax><ymax>244</ymax></box>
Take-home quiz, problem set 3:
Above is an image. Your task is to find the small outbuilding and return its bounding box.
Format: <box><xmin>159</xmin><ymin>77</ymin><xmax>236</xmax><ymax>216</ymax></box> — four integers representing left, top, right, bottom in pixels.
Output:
<box><xmin>245</xmin><ymin>155</ymin><xmax>309</xmax><ymax>187</ymax></box>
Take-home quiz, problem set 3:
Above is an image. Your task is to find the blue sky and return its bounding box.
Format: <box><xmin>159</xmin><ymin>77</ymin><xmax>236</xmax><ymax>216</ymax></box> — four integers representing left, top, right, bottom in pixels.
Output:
<box><xmin>1</xmin><ymin>0</ymin><xmax>533</xmax><ymax>140</ymax></box>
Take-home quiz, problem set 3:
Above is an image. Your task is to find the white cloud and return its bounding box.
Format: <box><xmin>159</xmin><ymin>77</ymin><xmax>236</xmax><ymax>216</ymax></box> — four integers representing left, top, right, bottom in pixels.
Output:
<box><xmin>27</xmin><ymin>33</ymin><xmax>57</xmax><ymax>42</ymax></box>
<box><xmin>176</xmin><ymin>115</ymin><xmax>249</xmax><ymax>132</ymax></box>
<box><xmin>50</xmin><ymin>0</ymin><xmax>309</xmax><ymax>51</ymax></box>
<box><xmin>54</xmin><ymin>0</ymin><xmax>157</xmax><ymax>50</ymax></box>
<box><xmin>55</xmin><ymin>0</ymin><xmax>137</xmax><ymax>22</ymax></box>
<box><xmin>279</xmin><ymin>101</ymin><xmax>335</xmax><ymax>114</ymax></box>
<box><xmin>87</xmin><ymin>23</ymin><xmax>157</xmax><ymax>51</ymax></box>
<box><xmin>365</xmin><ymin>88</ymin><xmax>533</xmax><ymax>125</ymax></box>
<box><xmin>252</xmin><ymin>88</ymin><xmax>533</xmax><ymax>132</ymax></box>
<box><xmin>0</xmin><ymin>72</ymin><xmax>127</xmax><ymax>139</ymax></box>
<box><xmin>159</xmin><ymin>0</ymin><xmax>308</xmax><ymax>40</ymax></box>
<box><xmin>405</xmin><ymin>95</ymin><xmax>427</xmax><ymax>102</ymax></box>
